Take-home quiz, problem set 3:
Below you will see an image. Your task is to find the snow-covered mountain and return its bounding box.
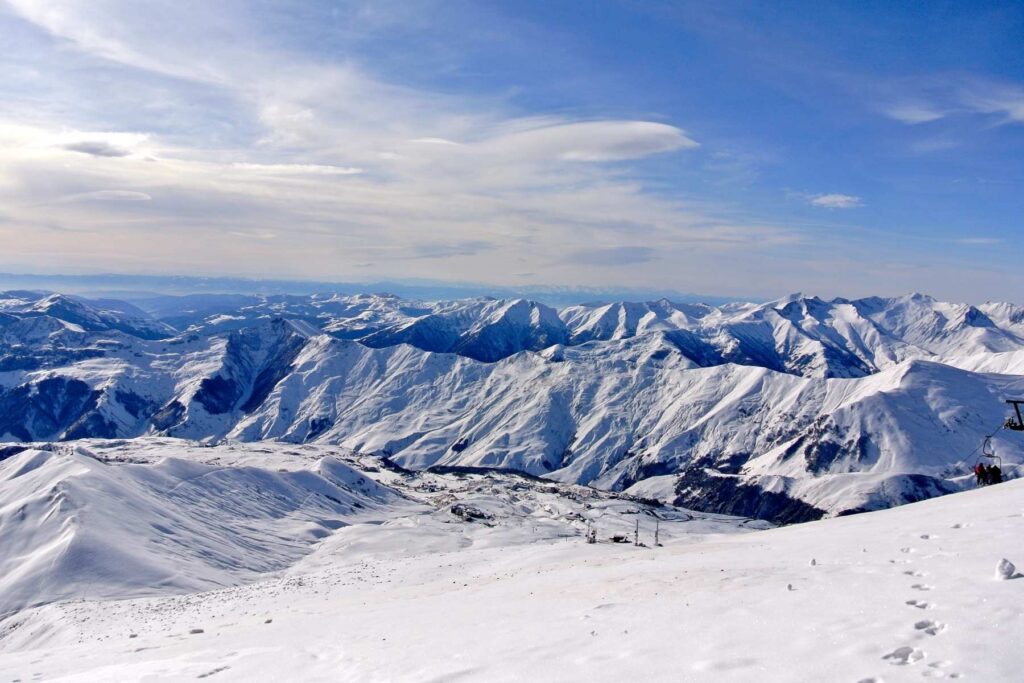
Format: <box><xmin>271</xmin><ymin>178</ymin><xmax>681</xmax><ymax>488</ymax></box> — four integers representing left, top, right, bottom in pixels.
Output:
<box><xmin>0</xmin><ymin>291</ymin><xmax>176</xmax><ymax>340</ymax></box>
<box><xmin>1</xmin><ymin>289</ymin><xmax>1023</xmax><ymax>522</ymax></box>
<box><xmin>120</xmin><ymin>290</ymin><xmax>1024</xmax><ymax>376</ymax></box>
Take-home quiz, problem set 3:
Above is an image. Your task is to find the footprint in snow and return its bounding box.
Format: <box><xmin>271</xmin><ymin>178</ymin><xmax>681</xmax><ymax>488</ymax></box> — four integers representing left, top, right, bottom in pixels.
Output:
<box><xmin>914</xmin><ymin>620</ymin><xmax>946</xmax><ymax>636</ymax></box>
<box><xmin>923</xmin><ymin>661</ymin><xmax>962</xmax><ymax>679</ymax></box>
<box><xmin>197</xmin><ymin>666</ymin><xmax>230</xmax><ymax>679</ymax></box>
<box><xmin>883</xmin><ymin>646</ymin><xmax>925</xmax><ymax>665</ymax></box>
<box><xmin>903</xmin><ymin>570</ymin><xmax>928</xmax><ymax>578</ymax></box>
<box><xmin>920</xmin><ymin>534</ymin><xmax>937</xmax><ymax>540</ymax></box>
<box><xmin>905</xmin><ymin>599</ymin><xmax>934</xmax><ymax>610</ymax></box>
<box><xmin>911</xmin><ymin>583</ymin><xmax>934</xmax><ymax>591</ymax></box>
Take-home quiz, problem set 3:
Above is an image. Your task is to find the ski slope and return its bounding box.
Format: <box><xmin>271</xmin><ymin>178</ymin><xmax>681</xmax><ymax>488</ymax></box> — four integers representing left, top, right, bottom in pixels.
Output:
<box><xmin>0</xmin><ymin>441</ymin><xmax>1021</xmax><ymax>682</ymax></box>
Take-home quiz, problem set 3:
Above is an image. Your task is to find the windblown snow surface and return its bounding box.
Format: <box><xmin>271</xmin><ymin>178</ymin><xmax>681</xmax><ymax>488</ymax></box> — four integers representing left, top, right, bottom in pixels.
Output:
<box><xmin>0</xmin><ymin>439</ymin><xmax>1021</xmax><ymax>681</ymax></box>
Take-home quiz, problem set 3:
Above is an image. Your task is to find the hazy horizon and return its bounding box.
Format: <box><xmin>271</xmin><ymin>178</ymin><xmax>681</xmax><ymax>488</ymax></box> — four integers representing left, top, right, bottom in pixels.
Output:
<box><xmin>5</xmin><ymin>270</ymin><xmax>1024</xmax><ymax>310</ymax></box>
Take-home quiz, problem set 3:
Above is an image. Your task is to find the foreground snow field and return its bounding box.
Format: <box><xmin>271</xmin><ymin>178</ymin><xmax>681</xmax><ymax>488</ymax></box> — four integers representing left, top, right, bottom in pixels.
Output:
<box><xmin>0</xmin><ymin>441</ymin><xmax>1020</xmax><ymax>681</ymax></box>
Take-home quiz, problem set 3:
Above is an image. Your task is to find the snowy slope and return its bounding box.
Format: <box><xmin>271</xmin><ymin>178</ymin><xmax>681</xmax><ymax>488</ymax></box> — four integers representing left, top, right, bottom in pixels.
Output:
<box><xmin>358</xmin><ymin>297</ymin><xmax>568</xmax><ymax>362</ymax></box>
<box><xmin>0</xmin><ymin>454</ymin><xmax>1020</xmax><ymax>682</ymax></box>
<box><xmin>0</xmin><ymin>442</ymin><xmax>410</xmax><ymax>615</ymax></box>
<box><xmin>221</xmin><ymin>338</ymin><xmax>1024</xmax><ymax>520</ymax></box>
<box><xmin>0</xmin><ymin>438</ymin><xmax>751</xmax><ymax>616</ymax></box>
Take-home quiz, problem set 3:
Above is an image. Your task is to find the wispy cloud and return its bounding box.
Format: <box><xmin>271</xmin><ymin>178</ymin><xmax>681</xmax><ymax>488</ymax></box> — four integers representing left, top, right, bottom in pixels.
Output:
<box><xmin>61</xmin><ymin>190</ymin><xmax>151</xmax><ymax>202</ymax></box>
<box><xmin>884</xmin><ymin>103</ymin><xmax>948</xmax><ymax>125</ymax></box>
<box><xmin>959</xmin><ymin>79</ymin><xmax>1024</xmax><ymax>125</ymax></box>
<box><xmin>569</xmin><ymin>246</ymin><xmax>657</xmax><ymax>266</ymax></box>
<box><xmin>882</xmin><ymin>75</ymin><xmax>1024</xmax><ymax>127</ymax></box>
<box><xmin>808</xmin><ymin>193</ymin><xmax>862</xmax><ymax>209</ymax></box>
<box><xmin>228</xmin><ymin>229</ymin><xmax>277</xmax><ymax>241</ymax></box>
<box><xmin>231</xmin><ymin>163</ymin><xmax>364</xmax><ymax>176</ymax></box>
<box><xmin>411</xmin><ymin>240</ymin><xmax>495</xmax><ymax>259</ymax></box>
<box><xmin>954</xmin><ymin>237</ymin><xmax>1002</xmax><ymax>246</ymax></box>
<box><xmin>907</xmin><ymin>137</ymin><xmax>960</xmax><ymax>154</ymax></box>
<box><xmin>61</xmin><ymin>140</ymin><xmax>132</xmax><ymax>157</ymax></box>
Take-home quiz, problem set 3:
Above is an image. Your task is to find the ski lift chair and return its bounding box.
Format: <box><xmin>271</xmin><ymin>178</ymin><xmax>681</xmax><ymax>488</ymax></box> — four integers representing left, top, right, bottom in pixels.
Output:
<box><xmin>979</xmin><ymin>436</ymin><xmax>1003</xmax><ymax>470</ymax></box>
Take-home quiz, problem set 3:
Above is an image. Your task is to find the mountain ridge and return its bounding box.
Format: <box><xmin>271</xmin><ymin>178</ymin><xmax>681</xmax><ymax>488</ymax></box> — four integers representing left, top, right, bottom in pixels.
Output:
<box><xmin>1</xmin><ymin>289</ymin><xmax>1022</xmax><ymax>523</ymax></box>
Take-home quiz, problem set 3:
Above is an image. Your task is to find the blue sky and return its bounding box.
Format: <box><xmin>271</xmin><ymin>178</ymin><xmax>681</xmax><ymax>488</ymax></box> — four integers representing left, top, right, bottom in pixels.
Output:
<box><xmin>1</xmin><ymin>1</ymin><xmax>1022</xmax><ymax>301</ymax></box>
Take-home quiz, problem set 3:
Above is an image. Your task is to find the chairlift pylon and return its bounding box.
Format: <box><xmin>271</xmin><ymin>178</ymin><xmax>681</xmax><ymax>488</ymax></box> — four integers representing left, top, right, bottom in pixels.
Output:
<box><xmin>1004</xmin><ymin>399</ymin><xmax>1024</xmax><ymax>431</ymax></box>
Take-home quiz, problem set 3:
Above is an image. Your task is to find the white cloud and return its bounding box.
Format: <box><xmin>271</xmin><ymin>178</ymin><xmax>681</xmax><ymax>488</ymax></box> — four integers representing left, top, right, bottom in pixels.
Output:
<box><xmin>231</xmin><ymin>163</ymin><xmax>364</xmax><ymax>176</ymax></box>
<box><xmin>809</xmin><ymin>193</ymin><xmax>862</xmax><ymax>209</ymax></box>
<box><xmin>409</xmin><ymin>138</ymin><xmax>462</xmax><ymax>146</ymax></box>
<box><xmin>2</xmin><ymin>0</ymin><xmax>253</xmax><ymax>85</ymax></box>
<box><xmin>481</xmin><ymin>121</ymin><xmax>697</xmax><ymax>162</ymax></box>
<box><xmin>61</xmin><ymin>190</ymin><xmax>152</xmax><ymax>202</ymax></box>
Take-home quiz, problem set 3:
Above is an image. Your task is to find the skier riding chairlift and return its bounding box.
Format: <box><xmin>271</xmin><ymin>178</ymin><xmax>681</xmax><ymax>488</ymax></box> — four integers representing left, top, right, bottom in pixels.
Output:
<box><xmin>975</xmin><ymin>436</ymin><xmax>1003</xmax><ymax>486</ymax></box>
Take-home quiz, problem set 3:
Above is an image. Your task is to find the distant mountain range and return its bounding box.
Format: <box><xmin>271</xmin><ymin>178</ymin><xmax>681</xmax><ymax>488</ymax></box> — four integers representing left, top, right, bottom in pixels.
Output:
<box><xmin>2</xmin><ymin>288</ymin><xmax>1022</xmax><ymax>522</ymax></box>
<box><xmin>0</xmin><ymin>272</ymin><xmax>745</xmax><ymax>308</ymax></box>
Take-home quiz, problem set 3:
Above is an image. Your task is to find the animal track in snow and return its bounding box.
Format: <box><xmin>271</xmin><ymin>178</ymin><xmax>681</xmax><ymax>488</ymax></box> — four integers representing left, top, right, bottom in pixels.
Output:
<box><xmin>903</xmin><ymin>570</ymin><xmax>927</xmax><ymax>577</ymax></box>
<box><xmin>883</xmin><ymin>646</ymin><xmax>925</xmax><ymax>665</ymax></box>
<box><xmin>910</xmin><ymin>583</ymin><xmax>934</xmax><ymax>591</ymax></box>
<box><xmin>914</xmin><ymin>620</ymin><xmax>946</xmax><ymax>636</ymax></box>
<box><xmin>905</xmin><ymin>599</ymin><xmax>934</xmax><ymax>609</ymax></box>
